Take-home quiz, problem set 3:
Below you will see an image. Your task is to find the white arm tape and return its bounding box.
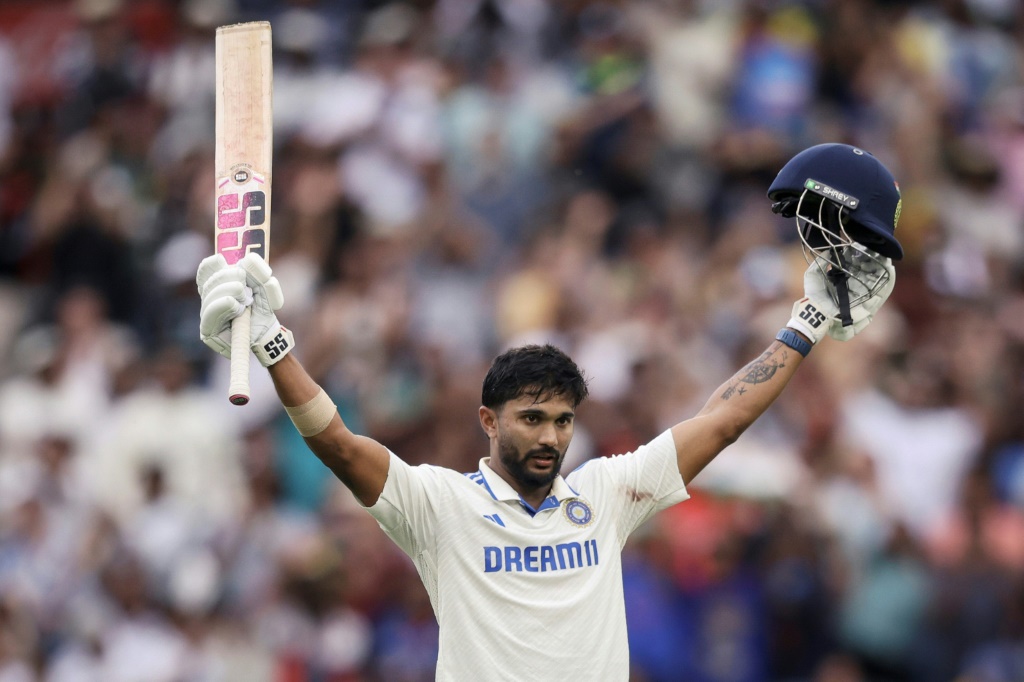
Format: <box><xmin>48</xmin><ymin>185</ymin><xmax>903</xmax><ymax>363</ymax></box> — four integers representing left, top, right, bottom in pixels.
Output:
<box><xmin>285</xmin><ymin>387</ymin><xmax>337</xmax><ymax>437</ymax></box>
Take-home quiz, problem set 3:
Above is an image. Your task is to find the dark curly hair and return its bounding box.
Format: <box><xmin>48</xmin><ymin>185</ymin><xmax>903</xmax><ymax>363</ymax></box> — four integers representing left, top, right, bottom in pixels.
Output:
<box><xmin>481</xmin><ymin>344</ymin><xmax>589</xmax><ymax>410</ymax></box>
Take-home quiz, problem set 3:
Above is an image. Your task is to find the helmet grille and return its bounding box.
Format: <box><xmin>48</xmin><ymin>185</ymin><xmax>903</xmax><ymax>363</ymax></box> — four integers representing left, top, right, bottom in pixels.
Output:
<box><xmin>792</xmin><ymin>188</ymin><xmax>893</xmax><ymax>309</ymax></box>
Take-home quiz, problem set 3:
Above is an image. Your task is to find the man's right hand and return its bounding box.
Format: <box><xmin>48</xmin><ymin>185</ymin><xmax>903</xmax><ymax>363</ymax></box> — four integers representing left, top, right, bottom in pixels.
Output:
<box><xmin>196</xmin><ymin>253</ymin><xmax>294</xmax><ymax>366</ymax></box>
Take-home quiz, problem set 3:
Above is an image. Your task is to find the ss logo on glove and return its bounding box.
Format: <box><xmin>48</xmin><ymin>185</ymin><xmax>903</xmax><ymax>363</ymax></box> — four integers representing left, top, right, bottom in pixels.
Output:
<box><xmin>798</xmin><ymin>302</ymin><xmax>827</xmax><ymax>329</ymax></box>
<box><xmin>263</xmin><ymin>331</ymin><xmax>291</xmax><ymax>360</ymax></box>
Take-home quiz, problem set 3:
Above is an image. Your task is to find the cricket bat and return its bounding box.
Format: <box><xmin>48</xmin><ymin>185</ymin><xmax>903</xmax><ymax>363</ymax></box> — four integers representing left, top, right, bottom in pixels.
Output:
<box><xmin>215</xmin><ymin>21</ymin><xmax>272</xmax><ymax>405</ymax></box>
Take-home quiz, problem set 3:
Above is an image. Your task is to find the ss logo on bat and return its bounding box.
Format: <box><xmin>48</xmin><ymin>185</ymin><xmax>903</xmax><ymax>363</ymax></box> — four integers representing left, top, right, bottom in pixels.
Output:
<box><xmin>216</xmin><ymin>188</ymin><xmax>267</xmax><ymax>263</ymax></box>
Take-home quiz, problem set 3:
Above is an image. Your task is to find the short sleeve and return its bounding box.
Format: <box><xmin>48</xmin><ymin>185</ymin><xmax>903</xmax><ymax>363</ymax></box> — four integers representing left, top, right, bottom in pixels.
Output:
<box><xmin>569</xmin><ymin>430</ymin><xmax>688</xmax><ymax>543</ymax></box>
<box><xmin>363</xmin><ymin>451</ymin><xmax>441</xmax><ymax>559</ymax></box>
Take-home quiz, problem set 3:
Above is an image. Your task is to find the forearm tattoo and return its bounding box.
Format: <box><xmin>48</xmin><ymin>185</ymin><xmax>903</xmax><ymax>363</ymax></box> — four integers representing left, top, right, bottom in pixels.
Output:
<box><xmin>720</xmin><ymin>347</ymin><xmax>789</xmax><ymax>400</ymax></box>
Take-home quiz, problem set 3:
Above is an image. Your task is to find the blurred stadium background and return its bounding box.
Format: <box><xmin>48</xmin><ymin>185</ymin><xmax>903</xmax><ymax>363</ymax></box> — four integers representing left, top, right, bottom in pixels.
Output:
<box><xmin>0</xmin><ymin>0</ymin><xmax>1023</xmax><ymax>680</ymax></box>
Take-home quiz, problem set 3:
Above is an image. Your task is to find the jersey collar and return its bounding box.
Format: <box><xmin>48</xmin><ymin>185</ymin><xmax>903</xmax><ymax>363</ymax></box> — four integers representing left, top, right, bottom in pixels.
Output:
<box><xmin>475</xmin><ymin>458</ymin><xmax>579</xmax><ymax>515</ymax></box>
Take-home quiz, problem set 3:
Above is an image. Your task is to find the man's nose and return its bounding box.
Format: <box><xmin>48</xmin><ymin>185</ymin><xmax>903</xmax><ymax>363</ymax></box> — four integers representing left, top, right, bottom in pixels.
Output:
<box><xmin>537</xmin><ymin>423</ymin><xmax>558</xmax><ymax>446</ymax></box>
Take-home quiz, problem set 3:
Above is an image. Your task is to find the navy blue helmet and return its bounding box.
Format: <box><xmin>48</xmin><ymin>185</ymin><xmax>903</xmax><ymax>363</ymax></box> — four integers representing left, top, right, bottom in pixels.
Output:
<box><xmin>768</xmin><ymin>143</ymin><xmax>902</xmax><ymax>325</ymax></box>
<box><xmin>768</xmin><ymin>143</ymin><xmax>903</xmax><ymax>260</ymax></box>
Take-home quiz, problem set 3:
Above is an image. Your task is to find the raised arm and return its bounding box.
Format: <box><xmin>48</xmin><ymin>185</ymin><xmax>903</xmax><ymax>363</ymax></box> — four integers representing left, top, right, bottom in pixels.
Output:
<box><xmin>672</xmin><ymin>252</ymin><xmax>895</xmax><ymax>485</ymax></box>
<box><xmin>672</xmin><ymin>337</ymin><xmax>804</xmax><ymax>484</ymax></box>
<box><xmin>197</xmin><ymin>253</ymin><xmax>389</xmax><ymax>506</ymax></box>
<box><xmin>266</xmin><ymin>354</ymin><xmax>389</xmax><ymax>505</ymax></box>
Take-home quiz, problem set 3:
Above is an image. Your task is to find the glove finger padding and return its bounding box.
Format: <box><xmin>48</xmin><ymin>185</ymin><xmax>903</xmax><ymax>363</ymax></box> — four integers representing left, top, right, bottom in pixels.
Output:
<box><xmin>197</xmin><ymin>257</ymin><xmax>252</xmax><ymax>333</ymax></box>
<box><xmin>199</xmin><ymin>278</ymin><xmax>249</xmax><ymax>320</ymax></box>
<box><xmin>198</xmin><ymin>296</ymin><xmax>242</xmax><ymax>358</ymax></box>
<box><xmin>237</xmin><ymin>253</ymin><xmax>294</xmax><ymax>367</ymax></box>
<box><xmin>239</xmin><ymin>252</ymin><xmax>284</xmax><ymax>311</ymax></box>
<box><xmin>197</xmin><ymin>255</ymin><xmax>250</xmax><ymax>358</ymax></box>
<box><xmin>199</xmin><ymin>264</ymin><xmax>248</xmax><ymax>299</ymax></box>
<box><xmin>200</xmin><ymin>290</ymin><xmax>245</xmax><ymax>338</ymax></box>
<box><xmin>197</xmin><ymin>254</ymin><xmax>230</xmax><ymax>290</ymax></box>
<box><xmin>827</xmin><ymin>254</ymin><xmax>895</xmax><ymax>341</ymax></box>
<box><xmin>237</xmin><ymin>253</ymin><xmax>285</xmax><ymax>340</ymax></box>
<box><xmin>841</xmin><ymin>253</ymin><xmax>893</xmax><ymax>307</ymax></box>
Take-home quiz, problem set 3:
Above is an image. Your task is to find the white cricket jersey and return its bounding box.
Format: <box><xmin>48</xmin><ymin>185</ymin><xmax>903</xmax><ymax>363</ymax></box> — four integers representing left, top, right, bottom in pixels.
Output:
<box><xmin>364</xmin><ymin>429</ymin><xmax>688</xmax><ymax>681</ymax></box>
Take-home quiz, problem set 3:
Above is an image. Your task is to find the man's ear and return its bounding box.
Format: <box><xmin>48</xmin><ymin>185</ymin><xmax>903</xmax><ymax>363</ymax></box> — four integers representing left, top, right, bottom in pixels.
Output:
<box><xmin>479</xmin><ymin>406</ymin><xmax>498</xmax><ymax>439</ymax></box>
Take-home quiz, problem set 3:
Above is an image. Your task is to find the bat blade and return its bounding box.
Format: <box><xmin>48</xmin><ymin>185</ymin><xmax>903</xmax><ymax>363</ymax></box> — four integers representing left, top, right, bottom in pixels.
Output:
<box><xmin>215</xmin><ymin>21</ymin><xmax>272</xmax><ymax>406</ymax></box>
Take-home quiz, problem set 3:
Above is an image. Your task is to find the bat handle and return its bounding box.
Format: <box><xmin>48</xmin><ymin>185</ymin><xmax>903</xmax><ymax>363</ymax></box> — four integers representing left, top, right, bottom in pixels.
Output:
<box><xmin>228</xmin><ymin>307</ymin><xmax>252</xmax><ymax>405</ymax></box>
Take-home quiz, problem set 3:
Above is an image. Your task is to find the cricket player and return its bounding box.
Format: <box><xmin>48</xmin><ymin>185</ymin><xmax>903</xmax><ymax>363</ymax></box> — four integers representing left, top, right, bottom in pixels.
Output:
<box><xmin>196</xmin><ymin>143</ymin><xmax>902</xmax><ymax>680</ymax></box>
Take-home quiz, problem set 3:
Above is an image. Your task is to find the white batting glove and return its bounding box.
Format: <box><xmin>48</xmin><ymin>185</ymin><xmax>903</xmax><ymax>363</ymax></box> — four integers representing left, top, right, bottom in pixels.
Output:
<box><xmin>824</xmin><ymin>252</ymin><xmax>895</xmax><ymax>341</ymax></box>
<box><xmin>238</xmin><ymin>253</ymin><xmax>294</xmax><ymax>365</ymax></box>
<box><xmin>787</xmin><ymin>253</ymin><xmax>895</xmax><ymax>344</ymax></box>
<box><xmin>197</xmin><ymin>254</ymin><xmax>249</xmax><ymax>359</ymax></box>
<box><xmin>196</xmin><ymin>253</ymin><xmax>294</xmax><ymax>366</ymax></box>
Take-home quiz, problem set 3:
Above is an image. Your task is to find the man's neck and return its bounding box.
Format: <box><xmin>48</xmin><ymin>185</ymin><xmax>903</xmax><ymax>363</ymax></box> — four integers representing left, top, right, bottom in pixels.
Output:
<box><xmin>517</xmin><ymin>485</ymin><xmax>554</xmax><ymax>512</ymax></box>
<box><xmin>486</xmin><ymin>457</ymin><xmax>555</xmax><ymax>511</ymax></box>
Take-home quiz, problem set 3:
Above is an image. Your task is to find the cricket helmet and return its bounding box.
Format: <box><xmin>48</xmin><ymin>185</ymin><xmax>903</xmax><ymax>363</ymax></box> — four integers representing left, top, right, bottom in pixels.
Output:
<box><xmin>769</xmin><ymin>143</ymin><xmax>903</xmax><ymax>260</ymax></box>
<box><xmin>767</xmin><ymin>143</ymin><xmax>902</xmax><ymax>317</ymax></box>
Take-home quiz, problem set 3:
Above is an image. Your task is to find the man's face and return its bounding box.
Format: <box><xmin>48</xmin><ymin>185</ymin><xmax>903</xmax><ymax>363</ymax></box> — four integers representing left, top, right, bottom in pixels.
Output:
<box><xmin>484</xmin><ymin>393</ymin><xmax>576</xmax><ymax>490</ymax></box>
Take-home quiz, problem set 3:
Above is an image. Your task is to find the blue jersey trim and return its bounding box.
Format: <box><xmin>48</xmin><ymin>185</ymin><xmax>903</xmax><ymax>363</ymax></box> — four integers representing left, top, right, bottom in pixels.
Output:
<box><xmin>536</xmin><ymin>495</ymin><xmax>560</xmax><ymax>512</ymax></box>
<box><xmin>465</xmin><ymin>470</ymin><xmax>499</xmax><ymax>500</ymax></box>
<box><xmin>519</xmin><ymin>494</ymin><xmax>559</xmax><ymax>517</ymax></box>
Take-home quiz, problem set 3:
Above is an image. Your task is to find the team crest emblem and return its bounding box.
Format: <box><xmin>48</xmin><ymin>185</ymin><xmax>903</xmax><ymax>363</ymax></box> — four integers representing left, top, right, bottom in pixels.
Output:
<box><xmin>563</xmin><ymin>499</ymin><xmax>594</xmax><ymax>527</ymax></box>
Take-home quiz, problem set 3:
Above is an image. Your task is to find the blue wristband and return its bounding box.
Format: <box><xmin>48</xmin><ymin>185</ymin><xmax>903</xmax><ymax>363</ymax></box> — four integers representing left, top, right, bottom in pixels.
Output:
<box><xmin>776</xmin><ymin>328</ymin><xmax>812</xmax><ymax>357</ymax></box>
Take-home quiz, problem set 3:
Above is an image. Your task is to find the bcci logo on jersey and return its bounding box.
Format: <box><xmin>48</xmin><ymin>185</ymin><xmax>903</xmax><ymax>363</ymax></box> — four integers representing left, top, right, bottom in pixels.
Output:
<box><xmin>563</xmin><ymin>499</ymin><xmax>594</xmax><ymax>527</ymax></box>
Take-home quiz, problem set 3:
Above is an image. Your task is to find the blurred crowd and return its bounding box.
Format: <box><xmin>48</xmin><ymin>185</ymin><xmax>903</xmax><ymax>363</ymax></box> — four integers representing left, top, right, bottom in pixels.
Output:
<box><xmin>0</xmin><ymin>0</ymin><xmax>1023</xmax><ymax>680</ymax></box>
